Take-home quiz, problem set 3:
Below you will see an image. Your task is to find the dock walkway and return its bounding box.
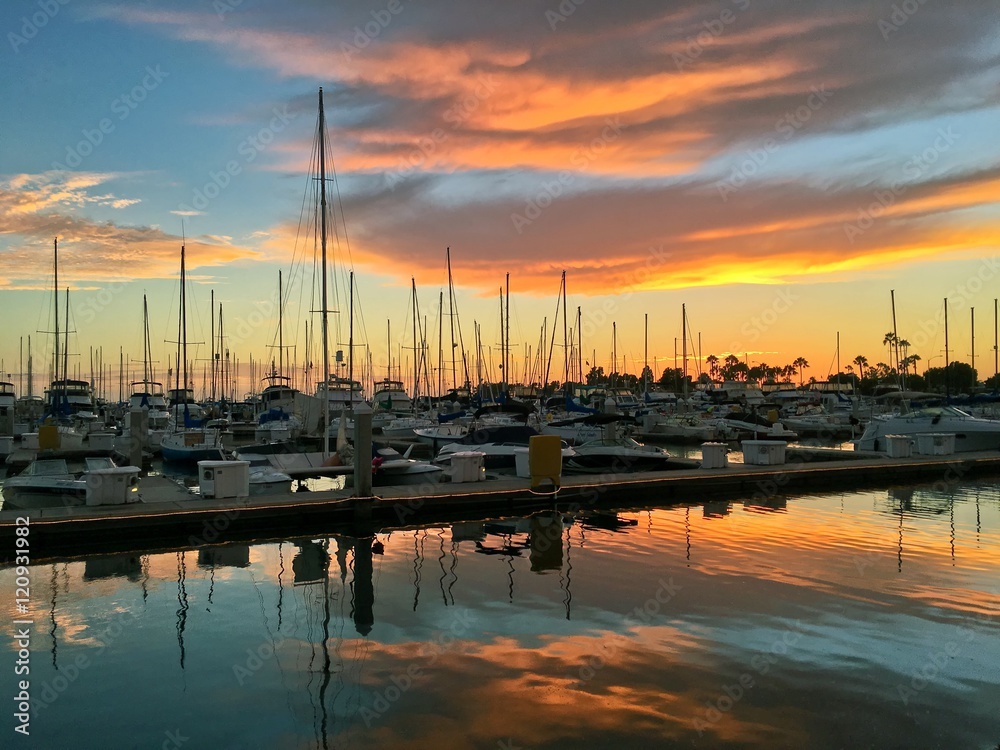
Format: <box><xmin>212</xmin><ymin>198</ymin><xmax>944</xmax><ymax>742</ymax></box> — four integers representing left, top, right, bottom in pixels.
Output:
<box><xmin>2</xmin><ymin>449</ymin><xmax>997</xmax><ymax>561</ymax></box>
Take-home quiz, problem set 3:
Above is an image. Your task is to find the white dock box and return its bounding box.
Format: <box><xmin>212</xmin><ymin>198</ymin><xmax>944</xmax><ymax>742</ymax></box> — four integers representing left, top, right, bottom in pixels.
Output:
<box><xmin>741</xmin><ymin>440</ymin><xmax>786</xmax><ymax>465</ymax></box>
<box><xmin>198</xmin><ymin>460</ymin><xmax>250</xmax><ymax>499</ymax></box>
<box><xmin>22</xmin><ymin>433</ymin><xmax>39</xmax><ymax>450</ymax></box>
<box><xmin>884</xmin><ymin>434</ymin><xmax>913</xmax><ymax>458</ymax></box>
<box><xmin>915</xmin><ymin>433</ymin><xmax>955</xmax><ymax>456</ymax></box>
<box><xmin>85</xmin><ymin>467</ymin><xmax>141</xmax><ymax>506</ymax></box>
<box><xmin>0</xmin><ymin>436</ymin><xmax>13</xmax><ymax>455</ymax></box>
<box><xmin>449</xmin><ymin>451</ymin><xmax>485</xmax><ymax>483</ymax></box>
<box><xmin>514</xmin><ymin>447</ymin><xmax>531</xmax><ymax>478</ymax></box>
<box><xmin>701</xmin><ymin>442</ymin><xmax>728</xmax><ymax>469</ymax></box>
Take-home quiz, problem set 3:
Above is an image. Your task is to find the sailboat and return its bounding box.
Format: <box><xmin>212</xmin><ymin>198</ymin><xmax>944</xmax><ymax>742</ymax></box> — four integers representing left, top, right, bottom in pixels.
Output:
<box><xmin>256</xmin><ymin>271</ymin><xmax>302</xmax><ymax>443</ymax></box>
<box><xmin>160</xmin><ymin>244</ymin><xmax>227</xmax><ymax>463</ymax></box>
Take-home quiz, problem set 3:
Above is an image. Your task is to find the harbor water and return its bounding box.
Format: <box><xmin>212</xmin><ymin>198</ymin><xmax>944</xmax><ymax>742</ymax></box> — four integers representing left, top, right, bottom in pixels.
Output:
<box><xmin>2</xmin><ymin>478</ymin><xmax>998</xmax><ymax>748</ymax></box>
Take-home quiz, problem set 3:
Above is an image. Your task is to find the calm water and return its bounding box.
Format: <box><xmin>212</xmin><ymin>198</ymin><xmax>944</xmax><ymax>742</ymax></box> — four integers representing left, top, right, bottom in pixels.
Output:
<box><xmin>3</xmin><ymin>479</ymin><xmax>999</xmax><ymax>749</ymax></box>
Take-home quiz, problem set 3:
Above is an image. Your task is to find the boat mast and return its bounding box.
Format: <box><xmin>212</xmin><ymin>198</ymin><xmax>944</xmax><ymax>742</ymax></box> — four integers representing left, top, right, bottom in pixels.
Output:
<box><xmin>447</xmin><ymin>247</ymin><xmax>456</xmax><ymax>392</ymax></box>
<box><xmin>53</xmin><ymin>238</ymin><xmax>59</xmax><ymax>390</ymax></box>
<box><xmin>318</xmin><ymin>87</ymin><xmax>331</xmax><ymax>456</ymax></box>
<box><xmin>181</xmin><ymin>243</ymin><xmax>189</xmax><ymax>423</ymax></box>
<box><xmin>505</xmin><ymin>272</ymin><xmax>510</xmax><ymax>395</ymax></box>
<box><xmin>348</xmin><ymin>270</ymin><xmax>354</xmax><ymax>390</ymax></box>
<box><xmin>644</xmin><ymin>313</ymin><xmax>649</xmax><ymax>393</ymax></box>
<box><xmin>971</xmin><ymin>307</ymin><xmax>975</xmax><ymax>387</ymax></box>
<box><xmin>891</xmin><ymin>289</ymin><xmax>902</xmax><ymax>390</ymax></box>
<box><xmin>210</xmin><ymin>288</ymin><xmax>216</xmax><ymax>400</ymax></box>
<box><xmin>682</xmin><ymin>303</ymin><xmax>688</xmax><ymax>399</ymax></box>
<box><xmin>412</xmin><ymin>277</ymin><xmax>418</xmax><ymax>402</ymax></box>
<box><xmin>438</xmin><ymin>290</ymin><xmax>444</xmax><ymax>398</ymax></box>
<box><xmin>576</xmin><ymin>306</ymin><xmax>582</xmax><ymax>383</ymax></box>
<box><xmin>944</xmin><ymin>298</ymin><xmax>950</xmax><ymax>399</ymax></box>
<box><xmin>561</xmin><ymin>270</ymin><xmax>568</xmax><ymax>386</ymax></box>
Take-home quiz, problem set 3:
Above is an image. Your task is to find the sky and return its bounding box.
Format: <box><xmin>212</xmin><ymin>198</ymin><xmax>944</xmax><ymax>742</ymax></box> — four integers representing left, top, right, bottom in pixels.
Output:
<box><xmin>1</xmin><ymin>0</ymin><xmax>999</xmax><ymax>398</ymax></box>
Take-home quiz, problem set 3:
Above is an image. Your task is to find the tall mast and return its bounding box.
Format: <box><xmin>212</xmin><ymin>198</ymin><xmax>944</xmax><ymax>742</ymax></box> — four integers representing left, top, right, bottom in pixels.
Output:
<box><xmin>644</xmin><ymin>313</ymin><xmax>649</xmax><ymax>392</ymax></box>
<box><xmin>438</xmin><ymin>290</ymin><xmax>444</xmax><ymax>397</ymax></box>
<box><xmin>53</xmin><ymin>238</ymin><xmax>59</xmax><ymax>388</ymax></box>
<box><xmin>944</xmin><ymin>298</ymin><xmax>950</xmax><ymax>399</ymax></box>
<box><xmin>412</xmin><ymin>277</ymin><xmax>418</xmax><ymax>400</ymax></box>
<box><xmin>576</xmin><ymin>306</ymin><xmax>582</xmax><ymax>383</ymax></box>
<box><xmin>210</xmin><ymin>289</ymin><xmax>216</xmax><ymax>400</ymax></box>
<box><xmin>505</xmin><ymin>272</ymin><xmax>510</xmax><ymax>393</ymax></box>
<box><xmin>447</xmin><ymin>247</ymin><xmax>456</xmax><ymax>392</ymax></box>
<box><xmin>181</xmin><ymin>243</ymin><xmax>188</xmax><ymax>419</ymax></box>
<box><xmin>142</xmin><ymin>294</ymin><xmax>151</xmax><ymax>383</ymax></box>
<box><xmin>348</xmin><ymin>270</ymin><xmax>354</xmax><ymax>388</ymax></box>
<box><xmin>318</xmin><ymin>88</ymin><xmax>331</xmax><ymax>456</ymax></box>
<box><xmin>561</xmin><ymin>271</ymin><xmax>568</xmax><ymax>385</ymax></box>
<box><xmin>278</xmin><ymin>272</ymin><xmax>284</xmax><ymax>376</ymax></box>
<box><xmin>682</xmin><ymin>304</ymin><xmax>688</xmax><ymax>398</ymax></box>
<box><xmin>971</xmin><ymin>307</ymin><xmax>976</xmax><ymax>387</ymax></box>
<box><xmin>891</xmin><ymin>289</ymin><xmax>901</xmax><ymax>390</ymax></box>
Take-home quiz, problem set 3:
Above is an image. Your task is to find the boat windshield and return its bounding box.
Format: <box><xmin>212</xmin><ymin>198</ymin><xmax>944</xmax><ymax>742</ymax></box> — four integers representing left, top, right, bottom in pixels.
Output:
<box><xmin>910</xmin><ymin>406</ymin><xmax>973</xmax><ymax>419</ymax></box>
<box><xmin>84</xmin><ymin>457</ymin><xmax>116</xmax><ymax>471</ymax></box>
<box><xmin>28</xmin><ymin>459</ymin><xmax>70</xmax><ymax>476</ymax></box>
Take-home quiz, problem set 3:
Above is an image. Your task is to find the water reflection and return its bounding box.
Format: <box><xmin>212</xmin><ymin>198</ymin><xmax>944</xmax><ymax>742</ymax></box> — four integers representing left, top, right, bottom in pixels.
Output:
<box><xmin>2</xmin><ymin>479</ymin><xmax>998</xmax><ymax>749</ymax></box>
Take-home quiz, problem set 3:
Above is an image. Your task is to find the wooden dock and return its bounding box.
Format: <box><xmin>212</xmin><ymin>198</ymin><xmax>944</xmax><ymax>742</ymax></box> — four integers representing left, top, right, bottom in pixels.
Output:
<box><xmin>2</xmin><ymin>449</ymin><xmax>999</xmax><ymax>561</ymax></box>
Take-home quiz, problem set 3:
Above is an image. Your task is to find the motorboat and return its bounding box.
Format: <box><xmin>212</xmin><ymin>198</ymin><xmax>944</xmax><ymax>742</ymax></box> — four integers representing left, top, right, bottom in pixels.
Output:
<box><xmin>413</xmin><ymin>422</ymin><xmax>469</xmax><ymax>452</ymax></box>
<box><xmin>854</xmin><ymin>405</ymin><xmax>1000</xmax><ymax>452</ymax></box>
<box><xmin>1</xmin><ymin>455</ymin><xmax>140</xmax><ymax>509</ymax></box>
<box><xmin>566</xmin><ymin>436</ymin><xmax>675</xmax><ymax>474</ymax></box>
<box><xmin>238</xmin><ymin>453</ymin><xmax>294</xmax><ymax>495</ymax></box>
<box><xmin>436</xmin><ymin>425</ymin><xmax>575</xmax><ymax>470</ymax></box>
<box><xmin>369</xmin><ymin>444</ymin><xmax>444</xmax><ymax>486</ymax></box>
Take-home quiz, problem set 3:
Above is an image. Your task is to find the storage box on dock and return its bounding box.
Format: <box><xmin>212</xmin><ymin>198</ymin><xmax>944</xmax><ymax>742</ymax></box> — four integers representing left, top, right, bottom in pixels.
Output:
<box><xmin>22</xmin><ymin>433</ymin><xmax>39</xmax><ymax>450</ymax></box>
<box><xmin>701</xmin><ymin>442</ymin><xmax>728</xmax><ymax>469</ymax></box>
<box><xmin>449</xmin><ymin>451</ymin><xmax>485</xmax><ymax>483</ymax></box>
<box><xmin>884</xmin><ymin>434</ymin><xmax>913</xmax><ymax>458</ymax></box>
<box><xmin>915</xmin><ymin>433</ymin><xmax>955</xmax><ymax>456</ymax></box>
<box><xmin>741</xmin><ymin>440</ymin><xmax>786</xmax><ymax>465</ymax></box>
<box><xmin>198</xmin><ymin>460</ymin><xmax>250</xmax><ymax>499</ymax></box>
<box><xmin>514</xmin><ymin>447</ymin><xmax>531</xmax><ymax>478</ymax></box>
<box><xmin>85</xmin><ymin>467</ymin><xmax>141</xmax><ymax>506</ymax></box>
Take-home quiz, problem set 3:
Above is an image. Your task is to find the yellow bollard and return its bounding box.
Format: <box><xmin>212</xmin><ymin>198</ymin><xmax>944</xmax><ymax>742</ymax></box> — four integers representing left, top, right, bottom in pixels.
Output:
<box><xmin>528</xmin><ymin>434</ymin><xmax>562</xmax><ymax>491</ymax></box>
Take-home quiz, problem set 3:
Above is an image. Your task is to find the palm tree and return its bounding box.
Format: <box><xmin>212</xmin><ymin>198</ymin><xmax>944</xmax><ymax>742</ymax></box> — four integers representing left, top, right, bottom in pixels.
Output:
<box><xmin>898</xmin><ymin>339</ymin><xmax>911</xmax><ymax>374</ymax></box>
<box><xmin>792</xmin><ymin>357</ymin><xmax>809</xmax><ymax>386</ymax></box>
<box><xmin>853</xmin><ymin>355</ymin><xmax>868</xmax><ymax>380</ymax></box>
<box><xmin>883</xmin><ymin>332</ymin><xmax>898</xmax><ymax>373</ymax></box>
<box><xmin>706</xmin><ymin>354</ymin><xmax>720</xmax><ymax>381</ymax></box>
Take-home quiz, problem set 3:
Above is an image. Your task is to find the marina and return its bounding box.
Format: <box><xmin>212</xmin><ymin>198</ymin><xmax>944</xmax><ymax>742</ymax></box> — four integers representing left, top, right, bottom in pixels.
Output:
<box><xmin>5</xmin><ymin>4</ymin><xmax>1000</xmax><ymax>747</ymax></box>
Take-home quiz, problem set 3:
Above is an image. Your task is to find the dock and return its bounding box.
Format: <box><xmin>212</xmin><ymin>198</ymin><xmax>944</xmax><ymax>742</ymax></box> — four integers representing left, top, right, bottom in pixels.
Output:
<box><xmin>2</xmin><ymin>449</ymin><xmax>999</xmax><ymax>561</ymax></box>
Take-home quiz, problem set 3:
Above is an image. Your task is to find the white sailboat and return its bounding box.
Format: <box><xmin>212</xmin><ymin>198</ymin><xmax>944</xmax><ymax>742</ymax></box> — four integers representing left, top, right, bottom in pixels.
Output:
<box><xmin>160</xmin><ymin>244</ymin><xmax>227</xmax><ymax>463</ymax></box>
